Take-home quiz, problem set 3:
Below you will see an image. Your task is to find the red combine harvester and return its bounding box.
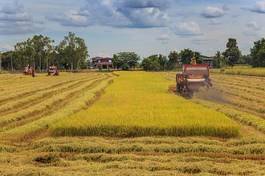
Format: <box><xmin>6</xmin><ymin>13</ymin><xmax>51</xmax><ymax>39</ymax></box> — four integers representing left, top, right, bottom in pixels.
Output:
<box><xmin>176</xmin><ymin>61</ymin><xmax>212</xmax><ymax>97</ymax></box>
<box><xmin>48</xmin><ymin>65</ymin><xmax>59</xmax><ymax>76</ymax></box>
<box><xmin>24</xmin><ymin>65</ymin><xmax>35</xmax><ymax>77</ymax></box>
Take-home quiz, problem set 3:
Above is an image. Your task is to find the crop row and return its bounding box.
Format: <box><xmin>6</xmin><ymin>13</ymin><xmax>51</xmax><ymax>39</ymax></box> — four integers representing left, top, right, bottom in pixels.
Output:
<box><xmin>1</xmin><ymin>74</ymin><xmax>113</xmax><ymax>141</ymax></box>
<box><xmin>0</xmin><ymin>76</ymin><xmax>101</xmax><ymax>116</ymax></box>
<box><xmin>51</xmin><ymin>72</ymin><xmax>239</xmax><ymax>138</ymax></box>
<box><xmin>0</xmin><ymin>73</ymin><xmax>100</xmax><ymax>101</ymax></box>
<box><xmin>3</xmin><ymin>136</ymin><xmax>261</xmax><ymax>175</ymax></box>
<box><xmin>0</xmin><ymin>76</ymin><xmax>107</xmax><ymax>130</ymax></box>
<box><xmin>194</xmin><ymin>99</ymin><xmax>265</xmax><ymax>134</ymax></box>
<box><xmin>211</xmin><ymin>74</ymin><xmax>265</xmax><ymax>117</ymax></box>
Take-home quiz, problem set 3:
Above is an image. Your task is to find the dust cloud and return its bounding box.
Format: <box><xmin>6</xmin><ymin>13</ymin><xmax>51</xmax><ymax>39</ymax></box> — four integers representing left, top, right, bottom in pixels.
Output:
<box><xmin>193</xmin><ymin>86</ymin><xmax>229</xmax><ymax>105</ymax></box>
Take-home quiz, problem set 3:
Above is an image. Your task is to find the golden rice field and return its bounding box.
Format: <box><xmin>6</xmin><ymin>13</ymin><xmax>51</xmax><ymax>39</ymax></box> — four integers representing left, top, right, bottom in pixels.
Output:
<box><xmin>52</xmin><ymin>72</ymin><xmax>239</xmax><ymax>138</ymax></box>
<box><xmin>0</xmin><ymin>71</ymin><xmax>265</xmax><ymax>175</ymax></box>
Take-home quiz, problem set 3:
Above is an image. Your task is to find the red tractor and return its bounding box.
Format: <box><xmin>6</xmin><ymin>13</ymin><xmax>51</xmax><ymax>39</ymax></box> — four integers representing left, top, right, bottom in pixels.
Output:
<box><xmin>176</xmin><ymin>63</ymin><xmax>212</xmax><ymax>97</ymax></box>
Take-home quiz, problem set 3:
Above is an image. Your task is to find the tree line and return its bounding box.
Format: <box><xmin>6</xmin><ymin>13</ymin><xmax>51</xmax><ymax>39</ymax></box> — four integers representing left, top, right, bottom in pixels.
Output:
<box><xmin>116</xmin><ymin>38</ymin><xmax>265</xmax><ymax>71</ymax></box>
<box><xmin>0</xmin><ymin>32</ymin><xmax>88</xmax><ymax>71</ymax></box>
<box><xmin>1</xmin><ymin>35</ymin><xmax>265</xmax><ymax>72</ymax></box>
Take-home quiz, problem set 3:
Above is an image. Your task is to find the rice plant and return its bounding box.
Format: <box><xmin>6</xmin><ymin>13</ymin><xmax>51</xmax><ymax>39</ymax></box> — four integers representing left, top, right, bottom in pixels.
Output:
<box><xmin>52</xmin><ymin>72</ymin><xmax>239</xmax><ymax>138</ymax></box>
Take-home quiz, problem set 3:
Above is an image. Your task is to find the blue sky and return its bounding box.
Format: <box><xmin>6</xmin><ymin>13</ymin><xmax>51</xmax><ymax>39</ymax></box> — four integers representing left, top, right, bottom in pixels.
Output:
<box><xmin>0</xmin><ymin>0</ymin><xmax>265</xmax><ymax>57</ymax></box>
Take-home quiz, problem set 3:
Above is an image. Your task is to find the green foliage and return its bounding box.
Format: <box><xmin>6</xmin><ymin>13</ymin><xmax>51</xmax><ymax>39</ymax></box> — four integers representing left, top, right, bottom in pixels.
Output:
<box><xmin>14</xmin><ymin>35</ymin><xmax>54</xmax><ymax>71</ymax></box>
<box><xmin>223</xmin><ymin>38</ymin><xmax>241</xmax><ymax>66</ymax></box>
<box><xmin>57</xmin><ymin>32</ymin><xmax>88</xmax><ymax>70</ymax></box>
<box><xmin>167</xmin><ymin>51</ymin><xmax>179</xmax><ymax>70</ymax></box>
<box><xmin>2</xmin><ymin>33</ymin><xmax>88</xmax><ymax>71</ymax></box>
<box><xmin>142</xmin><ymin>54</ymin><xmax>168</xmax><ymax>71</ymax></box>
<box><xmin>250</xmin><ymin>38</ymin><xmax>265</xmax><ymax>67</ymax></box>
<box><xmin>179</xmin><ymin>49</ymin><xmax>201</xmax><ymax>64</ymax></box>
<box><xmin>213</xmin><ymin>51</ymin><xmax>226</xmax><ymax>68</ymax></box>
<box><xmin>238</xmin><ymin>55</ymin><xmax>252</xmax><ymax>65</ymax></box>
<box><xmin>113</xmin><ymin>52</ymin><xmax>140</xmax><ymax>70</ymax></box>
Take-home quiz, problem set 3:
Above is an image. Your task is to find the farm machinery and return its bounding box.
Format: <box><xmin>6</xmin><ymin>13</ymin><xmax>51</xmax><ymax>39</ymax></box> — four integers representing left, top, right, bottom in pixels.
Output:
<box><xmin>24</xmin><ymin>65</ymin><xmax>35</xmax><ymax>77</ymax></box>
<box><xmin>48</xmin><ymin>65</ymin><xmax>59</xmax><ymax>76</ymax></box>
<box><xmin>176</xmin><ymin>59</ymin><xmax>212</xmax><ymax>97</ymax></box>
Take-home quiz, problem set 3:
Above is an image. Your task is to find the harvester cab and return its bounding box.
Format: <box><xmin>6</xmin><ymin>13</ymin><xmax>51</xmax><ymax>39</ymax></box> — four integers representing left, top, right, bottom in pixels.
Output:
<box><xmin>176</xmin><ymin>59</ymin><xmax>212</xmax><ymax>97</ymax></box>
<box><xmin>48</xmin><ymin>65</ymin><xmax>59</xmax><ymax>76</ymax></box>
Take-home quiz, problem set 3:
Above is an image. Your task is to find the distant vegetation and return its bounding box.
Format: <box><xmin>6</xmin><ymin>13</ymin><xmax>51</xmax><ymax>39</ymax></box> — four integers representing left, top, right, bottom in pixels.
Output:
<box><xmin>0</xmin><ymin>32</ymin><xmax>88</xmax><ymax>71</ymax></box>
<box><xmin>1</xmin><ymin>34</ymin><xmax>265</xmax><ymax>72</ymax></box>
<box><xmin>113</xmin><ymin>52</ymin><xmax>140</xmax><ymax>70</ymax></box>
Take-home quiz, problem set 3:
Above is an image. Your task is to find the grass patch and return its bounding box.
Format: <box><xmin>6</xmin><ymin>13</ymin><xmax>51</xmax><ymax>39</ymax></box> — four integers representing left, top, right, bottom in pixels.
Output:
<box><xmin>52</xmin><ymin>72</ymin><xmax>239</xmax><ymax>138</ymax></box>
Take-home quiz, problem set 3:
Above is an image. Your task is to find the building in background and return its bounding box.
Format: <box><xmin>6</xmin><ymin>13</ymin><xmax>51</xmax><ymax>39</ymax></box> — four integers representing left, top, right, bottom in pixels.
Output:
<box><xmin>91</xmin><ymin>57</ymin><xmax>113</xmax><ymax>70</ymax></box>
<box><xmin>200</xmin><ymin>56</ymin><xmax>214</xmax><ymax>68</ymax></box>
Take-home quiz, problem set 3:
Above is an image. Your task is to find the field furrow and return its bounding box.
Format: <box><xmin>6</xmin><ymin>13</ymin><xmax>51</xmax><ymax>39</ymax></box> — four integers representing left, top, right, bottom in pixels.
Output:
<box><xmin>0</xmin><ymin>76</ymin><xmax>101</xmax><ymax>116</ymax></box>
<box><xmin>0</xmin><ymin>76</ymin><xmax>108</xmax><ymax>131</ymax></box>
<box><xmin>0</xmin><ymin>74</ymin><xmax>99</xmax><ymax>106</ymax></box>
<box><xmin>1</xmin><ymin>76</ymin><xmax>113</xmax><ymax>141</ymax></box>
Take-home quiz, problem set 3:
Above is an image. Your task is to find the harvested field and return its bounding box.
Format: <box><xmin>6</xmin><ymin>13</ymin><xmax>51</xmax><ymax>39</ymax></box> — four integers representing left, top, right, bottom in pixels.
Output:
<box><xmin>0</xmin><ymin>136</ymin><xmax>265</xmax><ymax>175</ymax></box>
<box><xmin>0</xmin><ymin>72</ymin><xmax>114</xmax><ymax>140</ymax></box>
<box><xmin>211</xmin><ymin>66</ymin><xmax>265</xmax><ymax>77</ymax></box>
<box><xmin>0</xmin><ymin>71</ymin><xmax>265</xmax><ymax>175</ymax></box>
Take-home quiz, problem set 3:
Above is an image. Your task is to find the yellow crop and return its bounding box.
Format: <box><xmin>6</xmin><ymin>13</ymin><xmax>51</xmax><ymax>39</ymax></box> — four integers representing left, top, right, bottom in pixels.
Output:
<box><xmin>52</xmin><ymin>72</ymin><xmax>239</xmax><ymax>138</ymax></box>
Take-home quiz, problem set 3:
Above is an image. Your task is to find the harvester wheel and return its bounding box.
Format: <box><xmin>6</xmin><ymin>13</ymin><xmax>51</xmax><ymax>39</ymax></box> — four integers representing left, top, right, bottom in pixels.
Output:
<box><xmin>176</xmin><ymin>84</ymin><xmax>181</xmax><ymax>92</ymax></box>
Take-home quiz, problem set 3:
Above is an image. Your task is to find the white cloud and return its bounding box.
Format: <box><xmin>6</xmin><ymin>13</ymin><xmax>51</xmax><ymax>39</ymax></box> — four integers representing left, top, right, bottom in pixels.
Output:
<box><xmin>47</xmin><ymin>0</ymin><xmax>169</xmax><ymax>28</ymax></box>
<box><xmin>117</xmin><ymin>7</ymin><xmax>168</xmax><ymax>28</ymax></box>
<box><xmin>172</xmin><ymin>22</ymin><xmax>202</xmax><ymax>36</ymax></box>
<box><xmin>251</xmin><ymin>0</ymin><xmax>265</xmax><ymax>13</ymax></box>
<box><xmin>0</xmin><ymin>1</ymin><xmax>42</xmax><ymax>35</ymax></box>
<box><xmin>201</xmin><ymin>6</ymin><xmax>226</xmax><ymax>18</ymax></box>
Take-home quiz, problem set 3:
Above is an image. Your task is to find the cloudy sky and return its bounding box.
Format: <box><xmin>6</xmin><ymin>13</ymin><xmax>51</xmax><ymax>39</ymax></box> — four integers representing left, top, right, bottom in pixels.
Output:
<box><xmin>0</xmin><ymin>0</ymin><xmax>265</xmax><ymax>57</ymax></box>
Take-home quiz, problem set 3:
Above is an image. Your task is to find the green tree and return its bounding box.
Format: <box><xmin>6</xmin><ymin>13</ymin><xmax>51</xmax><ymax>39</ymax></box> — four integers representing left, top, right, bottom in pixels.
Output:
<box><xmin>167</xmin><ymin>51</ymin><xmax>179</xmax><ymax>70</ymax></box>
<box><xmin>112</xmin><ymin>52</ymin><xmax>140</xmax><ymax>70</ymax></box>
<box><xmin>238</xmin><ymin>55</ymin><xmax>252</xmax><ymax>65</ymax></box>
<box><xmin>250</xmin><ymin>38</ymin><xmax>265</xmax><ymax>67</ymax></box>
<box><xmin>223</xmin><ymin>38</ymin><xmax>241</xmax><ymax>67</ymax></box>
<box><xmin>58</xmin><ymin>32</ymin><xmax>88</xmax><ymax>70</ymax></box>
<box><xmin>179</xmin><ymin>49</ymin><xmax>201</xmax><ymax>64</ymax></box>
<box><xmin>158</xmin><ymin>54</ymin><xmax>168</xmax><ymax>71</ymax></box>
<box><xmin>31</xmin><ymin>35</ymin><xmax>54</xmax><ymax>71</ymax></box>
<box><xmin>141</xmin><ymin>54</ymin><xmax>167</xmax><ymax>71</ymax></box>
<box><xmin>14</xmin><ymin>35</ymin><xmax>54</xmax><ymax>71</ymax></box>
<box><xmin>1</xmin><ymin>51</ymin><xmax>15</xmax><ymax>70</ymax></box>
<box><xmin>213</xmin><ymin>51</ymin><xmax>226</xmax><ymax>68</ymax></box>
<box><xmin>142</xmin><ymin>55</ymin><xmax>160</xmax><ymax>71</ymax></box>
